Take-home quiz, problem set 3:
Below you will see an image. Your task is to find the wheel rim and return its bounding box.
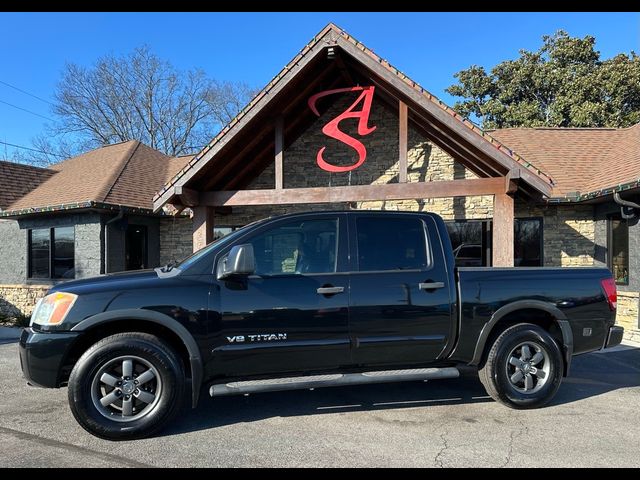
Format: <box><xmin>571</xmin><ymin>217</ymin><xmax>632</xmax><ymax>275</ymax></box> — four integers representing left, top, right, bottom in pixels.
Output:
<box><xmin>505</xmin><ymin>341</ymin><xmax>551</xmax><ymax>395</ymax></box>
<box><xmin>90</xmin><ymin>355</ymin><xmax>162</xmax><ymax>423</ymax></box>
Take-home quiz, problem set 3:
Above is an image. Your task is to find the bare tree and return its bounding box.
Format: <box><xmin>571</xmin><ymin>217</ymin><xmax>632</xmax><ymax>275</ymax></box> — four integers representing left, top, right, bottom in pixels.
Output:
<box><xmin>35</xmin><ymin>46</ymin><xmax>254</xmax><ymax>160</ymax></box>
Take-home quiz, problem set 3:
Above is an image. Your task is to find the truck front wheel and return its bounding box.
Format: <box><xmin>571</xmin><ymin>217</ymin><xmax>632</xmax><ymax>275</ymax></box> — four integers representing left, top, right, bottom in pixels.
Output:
<box><xmin>67</xmin><ymin>332</ymin><xmax>185</xmax><ymax>440</ymax></box>
<box><xmin>478</xmin><ymin>323</ymin><xmax>563</xmax><ymax>409</ymax></box>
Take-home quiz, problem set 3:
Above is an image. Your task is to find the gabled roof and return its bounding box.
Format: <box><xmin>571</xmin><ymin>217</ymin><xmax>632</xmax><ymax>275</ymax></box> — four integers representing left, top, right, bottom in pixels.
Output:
<box><xmin>491</xmin><ymin>123</ymin><xmax>640</xmax><ymax>200</ymax></box>
<box><xmin>1</xmin><ymin>141</ymin><xmax>191</xmax><ymax>218</ymax></box>
<box><xmin>0</xmin><ymin>161</ymin><xmax>56</xmax><ymax>211</ymax></box>
<box><xmin>153</xmin><ymin>23</ymin><xmax>554</xmax><ymax>211</ymax></box>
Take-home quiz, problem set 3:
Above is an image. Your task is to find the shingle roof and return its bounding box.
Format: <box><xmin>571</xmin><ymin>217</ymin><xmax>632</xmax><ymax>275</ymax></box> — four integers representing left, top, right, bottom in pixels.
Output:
<box><xmin>491</xmin><ymin>123</ymin><xmax>640</xmax><ymax>199</ymax></box>
<box><xmin>2</xmin><ymin>141</ymin><xmax>191</xmax><ymax>216</ymax></box>
<box><xmin>0</xmin><ymin>161</ymin><xmax>56</xmax><ymax>211</ymax></box>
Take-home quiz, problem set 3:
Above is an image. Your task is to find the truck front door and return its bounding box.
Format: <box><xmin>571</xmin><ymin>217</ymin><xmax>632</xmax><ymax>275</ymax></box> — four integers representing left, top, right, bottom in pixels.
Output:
<box><xmin>348</xmin><ymin>213</ymin><xmax>454</xmax><ymax>367</ymax></box>
<box><xmin>210</xmin><ymin>214</ymin><xmax>351</xmax><ymax>377</ymax></box>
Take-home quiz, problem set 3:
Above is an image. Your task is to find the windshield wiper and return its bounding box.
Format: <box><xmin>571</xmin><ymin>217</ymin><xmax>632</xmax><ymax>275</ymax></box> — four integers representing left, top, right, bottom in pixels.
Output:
<box><xmin>161</xmin><ymin>260</ymin><xmax>178</xmax><ymax>273</ymax></box>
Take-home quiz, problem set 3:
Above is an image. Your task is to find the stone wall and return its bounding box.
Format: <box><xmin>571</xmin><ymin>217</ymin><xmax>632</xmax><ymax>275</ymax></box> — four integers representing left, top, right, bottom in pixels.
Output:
<box><xmin>159</xmin><ymin>216</ymin><xmax>193</xmax><ymax>265</ymax></box>
<box><xmin>0</xmin><ymin>220</ymin><xmax>27</xmax><ymax>284</ymax></box>
<box><xmin>515</xmin><ymin>203</ymin><xmax>596</xmax><ymax>267</ymax></box>
<box><xmin>617</xmin><ymin>291</ymin><xmax>639</xmax><ymax>342</ymax></box>
<box><xmin>0</xmin><ymin>284</ymin><xmax>49</xmax><ymax>320</ymax></box>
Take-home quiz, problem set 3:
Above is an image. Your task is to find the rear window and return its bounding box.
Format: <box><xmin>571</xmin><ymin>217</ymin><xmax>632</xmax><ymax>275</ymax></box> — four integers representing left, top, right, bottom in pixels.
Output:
<box><xmin>356</xmin><ymin>217</ymin><xmax>429</xmax><ymax>272</ymax></box>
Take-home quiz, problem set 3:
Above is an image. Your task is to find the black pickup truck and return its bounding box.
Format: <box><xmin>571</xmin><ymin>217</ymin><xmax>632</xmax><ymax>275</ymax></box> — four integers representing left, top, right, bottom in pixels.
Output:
<box><xmin>19</xmin><ymin>211</ymin><xmax>623</xmax><ymax>439</ymax></box>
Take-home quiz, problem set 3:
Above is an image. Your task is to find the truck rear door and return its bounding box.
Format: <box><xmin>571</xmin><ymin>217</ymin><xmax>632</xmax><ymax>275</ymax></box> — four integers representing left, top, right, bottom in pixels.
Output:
<box><xmin>348</xmin><ymin>213</ymin><xmax>453</xmax><ymax>367</ymax></box>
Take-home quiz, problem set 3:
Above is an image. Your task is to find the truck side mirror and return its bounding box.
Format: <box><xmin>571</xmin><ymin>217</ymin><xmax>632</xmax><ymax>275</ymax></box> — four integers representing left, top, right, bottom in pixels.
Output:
<box><xmin>217</xmin><ymin>244</ymin><xmax>255</xmax><ymax>280</ymax></box>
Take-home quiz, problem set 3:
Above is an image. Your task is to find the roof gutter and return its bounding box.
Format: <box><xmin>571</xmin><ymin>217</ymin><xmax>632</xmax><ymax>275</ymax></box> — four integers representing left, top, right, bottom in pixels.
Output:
<box><xmin>614</xmin><ymin>191</ymin><xmax>640</xmax><ymax>220</ymax></box>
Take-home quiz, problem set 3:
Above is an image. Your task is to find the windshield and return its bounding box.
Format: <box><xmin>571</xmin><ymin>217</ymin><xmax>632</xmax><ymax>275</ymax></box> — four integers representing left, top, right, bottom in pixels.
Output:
<box><xmin>176</xmin><ymin>218</ymin><xmax>267</xmax><ymax>271</ymax></box>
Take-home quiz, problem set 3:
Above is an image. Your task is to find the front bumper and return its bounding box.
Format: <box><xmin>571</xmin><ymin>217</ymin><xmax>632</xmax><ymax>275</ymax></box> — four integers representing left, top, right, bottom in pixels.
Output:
<box><xmin>19</xmin><ymin>327</ymin><xmax>80</xmax><ymax>388</ymax></box>
<box><xmin>604</xmin><ymin>325</ymin><xmax>624</xmax><ymax>349</ymax></box>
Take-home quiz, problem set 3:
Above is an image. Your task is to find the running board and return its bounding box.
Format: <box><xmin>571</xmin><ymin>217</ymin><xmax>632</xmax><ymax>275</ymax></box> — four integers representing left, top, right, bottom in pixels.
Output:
<box><xmin>209</xmin><ymin>367</ymin><xmax>459</xmax><ymax>397</ymax></box>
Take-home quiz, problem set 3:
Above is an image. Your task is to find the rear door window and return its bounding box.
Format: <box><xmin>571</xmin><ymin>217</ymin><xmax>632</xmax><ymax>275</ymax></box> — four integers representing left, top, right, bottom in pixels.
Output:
<box><xmin>356</xmin><ymin>216</ymin><xmax>429</xmax><ymax>272</ymax></box>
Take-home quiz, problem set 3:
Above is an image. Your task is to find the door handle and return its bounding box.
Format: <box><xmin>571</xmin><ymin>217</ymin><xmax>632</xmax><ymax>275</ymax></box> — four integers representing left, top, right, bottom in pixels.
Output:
<box><xmin>317</xmin><ymin>286</ymin><xmax>345</xmax><ymax>295</ymax></box>
<box><xmin>419</xmin><ymin>282</ymin><xmax>445</xmax><ymax>290</ymax></box>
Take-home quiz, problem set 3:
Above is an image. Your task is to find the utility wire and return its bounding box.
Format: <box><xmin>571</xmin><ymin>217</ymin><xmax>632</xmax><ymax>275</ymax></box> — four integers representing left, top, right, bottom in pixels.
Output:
<box><xmin>0</xmin><ymin>99</ymin><xmax>54</xmax><ymax>122</ymax></box>
<box><xmin>0</xmin><ymin>140</ymin><xmax>65</xmax><ymax>158</ymax></box>
<box><xmin>0</xmin><ymin>80</ymin><xmax>55</xmax><ymax>106</ymax></box>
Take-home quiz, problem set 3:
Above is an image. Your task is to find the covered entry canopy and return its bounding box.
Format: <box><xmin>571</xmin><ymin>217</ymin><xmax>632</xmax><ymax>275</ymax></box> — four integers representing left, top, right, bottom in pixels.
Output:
<box><xmin>153</xmin><ymin>23</ymin><xmax>554</xmax><ymax>266</ymax></box>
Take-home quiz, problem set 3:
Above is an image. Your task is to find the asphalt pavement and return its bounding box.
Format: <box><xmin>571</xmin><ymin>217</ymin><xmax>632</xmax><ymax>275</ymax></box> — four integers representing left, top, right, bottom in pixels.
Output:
<box><xmin>0</xmin><ymin>326</ymin><xmax>638</xmax><ymax>467</ymax></box>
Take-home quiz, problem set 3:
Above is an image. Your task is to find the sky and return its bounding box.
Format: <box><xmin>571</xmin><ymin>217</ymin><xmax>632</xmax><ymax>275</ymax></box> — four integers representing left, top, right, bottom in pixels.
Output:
<box><xmin>0</xmin><ymin>11</ymin><xmax>638</xmax><ymax>160</ymax></box>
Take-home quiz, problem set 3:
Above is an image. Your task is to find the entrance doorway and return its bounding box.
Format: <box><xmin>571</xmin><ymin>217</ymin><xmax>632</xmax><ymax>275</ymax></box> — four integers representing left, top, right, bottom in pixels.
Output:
<box><xmin>125</xmin><ymin>224</ymin><xmax>148</xmax><ymax>270</ymax></box>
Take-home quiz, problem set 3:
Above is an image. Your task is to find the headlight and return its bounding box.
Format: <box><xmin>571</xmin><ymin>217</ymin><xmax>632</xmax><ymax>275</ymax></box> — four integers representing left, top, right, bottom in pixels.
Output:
<box><xmin>30</xmin><ymin>292</ymin><xmax>78</xmax><ymax>326</ymax></box>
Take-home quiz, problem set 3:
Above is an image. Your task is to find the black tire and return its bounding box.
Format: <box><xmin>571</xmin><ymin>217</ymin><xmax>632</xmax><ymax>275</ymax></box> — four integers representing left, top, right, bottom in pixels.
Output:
<box><xmin>478</xmin><ymin>323</ymin><xmax>563</xmax><ymax>409</ymax></box>
<box><xmin>68</xmin><ymin>332</ymin><xmax>185</xmax><ymax>440</ymax></box>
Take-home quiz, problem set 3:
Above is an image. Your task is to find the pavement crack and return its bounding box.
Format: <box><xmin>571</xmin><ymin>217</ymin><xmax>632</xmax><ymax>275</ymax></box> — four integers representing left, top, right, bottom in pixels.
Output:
<box><xmin>501</xmin><ymin>417</ymin><xmax>528</xmax><ymax>468</ymax></box>
<box><xmin>433</xmin><ymin>431</ymin><xmax>449</xmax><ymax>468</ymax></box>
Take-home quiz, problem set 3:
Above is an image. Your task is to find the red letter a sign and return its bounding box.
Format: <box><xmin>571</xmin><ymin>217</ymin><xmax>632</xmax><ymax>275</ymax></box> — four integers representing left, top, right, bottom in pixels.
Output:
<box><xmin>307</xmin><ymin>86</ymin><xmax>376</xmax><ymax>173</ymax></box>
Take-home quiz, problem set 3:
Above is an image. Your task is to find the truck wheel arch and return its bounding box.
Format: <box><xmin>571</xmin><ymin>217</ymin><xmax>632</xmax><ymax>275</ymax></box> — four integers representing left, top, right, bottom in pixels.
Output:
<box><xmin>470</xmin><ymin>300</ymin><xmax>574</xmax><ymax>376</ymax></box>
<box><xmin>70</xmin><ymin>309</ymin><xmax>203</xmax><ymax>408</ymax></box>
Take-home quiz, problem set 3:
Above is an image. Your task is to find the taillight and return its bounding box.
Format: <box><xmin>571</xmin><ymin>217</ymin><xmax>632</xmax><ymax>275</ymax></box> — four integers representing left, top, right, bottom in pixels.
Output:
<box><xmin>601</xmin><ymin>278</ymin><xmax>617</xmax><ymax>311</ymax></box>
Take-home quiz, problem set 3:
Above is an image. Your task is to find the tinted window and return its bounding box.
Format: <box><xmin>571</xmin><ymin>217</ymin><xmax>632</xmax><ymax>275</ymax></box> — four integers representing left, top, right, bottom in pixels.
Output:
<box><xmin>609</xmin><ymin>216</ymin><xmax>629</xmax><ymax>285</ymax></box>
<box><xmin>447</xmin><ymin>221</ymin><xmax>486</xmax><ymax>267</ymax></box>
<box><xmin>29</xmin><ymin>227</ymin><xmax>75</xmax><ymax>279</ymax></box>
<box><xmin>29</xmin><ymin>229</ymin><xmax>50</xmax><ymax>279</ymax></box>
<box><xmin>250</xmin><ymin>218</ymin><xmax>338</xmax><ymax>276</ymax></box>
<box><xmin>356</xmin><ymin>217</ymin><xmax>428</xmax><ymax>271</ymax></box>
<box><xmin>515</xmin><ymin>218</ymin><xmax>542</xmax><ymax>267</ymax></box>
<box><xmin>53</xmin><ymin>226</ymin><xmax>75</xmax><ymax>278</ymax></box>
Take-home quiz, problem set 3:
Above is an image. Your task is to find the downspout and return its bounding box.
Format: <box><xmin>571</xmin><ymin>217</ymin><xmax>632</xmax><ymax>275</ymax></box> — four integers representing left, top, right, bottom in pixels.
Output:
<box><xmin>613</xmin><ymin>192</ymin><xmax>640</xmax><ymax>220</ymax></box>
<box><xmin>104</xmin><ymin>208</ymin><xmax>125</xmax><ymax>274</ymax></box>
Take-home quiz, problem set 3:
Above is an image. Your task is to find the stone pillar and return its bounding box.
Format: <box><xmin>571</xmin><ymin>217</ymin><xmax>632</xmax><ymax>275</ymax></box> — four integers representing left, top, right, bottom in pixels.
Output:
<box><xmin>492</xmin><ymin>193</ymin><xmax>514</xmax><ymax>266</ymax></box>
<box><xmin>192</xmin><ymin>206</ymin><xmax>214</xmax><ymax>252</ymax></box>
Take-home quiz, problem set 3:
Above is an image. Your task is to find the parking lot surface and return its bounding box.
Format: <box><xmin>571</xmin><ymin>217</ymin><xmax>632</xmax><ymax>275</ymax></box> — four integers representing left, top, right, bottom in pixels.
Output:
<box><xmin>1</xmin><ymin>327</ymin><xmax>638</xmax><ymax>467</ymax></box>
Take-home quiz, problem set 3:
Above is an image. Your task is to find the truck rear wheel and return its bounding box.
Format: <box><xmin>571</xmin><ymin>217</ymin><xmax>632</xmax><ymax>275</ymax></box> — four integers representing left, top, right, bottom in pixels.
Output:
<box><xmin>478</xmin><ymin>323</ymin><xmax>563</xmax><ymax>409</ymax></box>
<box><xmin>68</xmin><ymin>332</ymin><xmax>185</xmax><ymax>440</ymax></box>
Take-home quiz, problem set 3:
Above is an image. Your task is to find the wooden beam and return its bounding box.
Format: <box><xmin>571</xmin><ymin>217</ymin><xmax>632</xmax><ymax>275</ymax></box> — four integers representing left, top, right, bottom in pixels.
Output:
<box><xmin>201</xmin><ymin>177</ymin><xmax>506</xmax><ymax>207</ymax></box>
<box><xmin>174</xmin><ymin>186</ymin><xmax>200</xmax><ymax>207</ymax></box>
<box><xmin>505</xmin><ymin>168</ymin><xmax>520</xmax><ymax>194</ymax></box>
<box><xmin>275</xmin><ymin>116</ymin><xmax>284</xmax><ymax>189</ymax></box>
<box><xmin>398</xmin><ymin>100</ymin><xmax>408</xmax><ymax>183</ymax></box>
<box><xmin>492</xmin><ymin>193</ymin><xmax>514</xmax><ymax>267</ymax></box>
<box><xmin>192</xmin><ymin>206</ymin><xmax>215</xmax><ymax>252</ymax></box>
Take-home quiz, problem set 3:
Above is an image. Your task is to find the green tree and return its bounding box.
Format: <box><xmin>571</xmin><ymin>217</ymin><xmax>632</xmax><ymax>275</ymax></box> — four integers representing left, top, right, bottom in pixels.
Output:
<box><xmin>446</xmin><ymin>30</ymin><xmax>640</xmax><ymax>129</ymax></box>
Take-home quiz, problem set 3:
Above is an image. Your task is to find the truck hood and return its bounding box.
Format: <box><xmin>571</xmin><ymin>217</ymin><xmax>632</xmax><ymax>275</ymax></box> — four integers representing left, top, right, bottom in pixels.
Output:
<box><xmin>50</xmin><ymin>269</ymin><xmax>163</xmax><ymax>296</ymax></box>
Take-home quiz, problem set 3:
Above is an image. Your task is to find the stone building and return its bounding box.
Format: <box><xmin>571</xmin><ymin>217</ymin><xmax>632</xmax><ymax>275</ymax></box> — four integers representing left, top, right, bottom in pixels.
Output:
<box><xmin>1</xmin><ymin>24</ymin><xmax>638</xmax><ymax>341</ymax></box>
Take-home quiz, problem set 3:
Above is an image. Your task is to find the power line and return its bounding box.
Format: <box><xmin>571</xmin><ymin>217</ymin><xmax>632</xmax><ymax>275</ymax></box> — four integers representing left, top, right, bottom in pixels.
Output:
<box><xmin>0</xmin><ymin>140</ymin><xmax>65</xmax><ymax>158</ymax></box>
<box><xmin>0</xmin><ymin>80</ymin><xmax>55</xmax><ymax>106</ymax></box>
<box><xmin>0</xmin><ymin>99</ymin><xmax>54</xmax><ymax>122</ymax></box>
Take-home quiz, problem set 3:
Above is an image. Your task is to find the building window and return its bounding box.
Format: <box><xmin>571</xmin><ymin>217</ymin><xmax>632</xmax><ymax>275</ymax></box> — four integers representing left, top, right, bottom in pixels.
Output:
<box><xmin>28</xmin><ymin>227</ymin><xmax>75</xmax><ymax>279</ymax></box>
<box><xmin>214</xmin><ymin>226</ymin><xmax>243</xmax><ymax>241</ymax></box>
<box><xmin>515</xmin><ymin>218</ymin><xmax>543</xmax><ymax>267</ymax></box>
<box><xmin>445</xmin><ymin>220</ymin><xmax>490</xmax><ymax>267</ymax></box>
<box><xmin>608</xmin><ymin>215</ymin><xmax>629</xmax><ymax>285</ymax></box>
